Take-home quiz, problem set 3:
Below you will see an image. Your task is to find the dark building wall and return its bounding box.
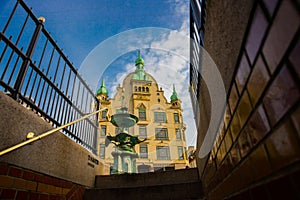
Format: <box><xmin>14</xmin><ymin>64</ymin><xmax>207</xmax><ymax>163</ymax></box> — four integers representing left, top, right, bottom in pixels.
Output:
<box><xmin>191</xmin><ymin>0</ymin><xmax>300</xmax><ymax>199</ymax></box>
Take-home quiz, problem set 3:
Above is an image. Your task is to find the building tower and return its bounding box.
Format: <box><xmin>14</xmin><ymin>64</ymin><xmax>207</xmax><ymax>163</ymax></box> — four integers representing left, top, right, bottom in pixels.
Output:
<box><xmin>97</xmin><ymin>51</ymin><xmax>189</xmax><ymax>174</ymax></box>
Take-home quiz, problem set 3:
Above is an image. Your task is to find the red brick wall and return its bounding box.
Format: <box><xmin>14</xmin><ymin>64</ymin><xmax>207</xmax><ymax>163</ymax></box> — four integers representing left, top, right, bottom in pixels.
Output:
<box><xmin>0</xmin><ymin>163</ymin><xmax>87</xmax><ymax>200</ymax></box>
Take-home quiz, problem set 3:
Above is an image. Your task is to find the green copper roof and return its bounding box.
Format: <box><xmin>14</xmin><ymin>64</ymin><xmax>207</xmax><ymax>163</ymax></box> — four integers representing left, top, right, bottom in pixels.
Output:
<box><xmin>96</xmin><ymin>79</ymin><xmax>108</xmax><ymax>96</ymax></box>
<box><xmin>170</xmin><ymin>84</ymin><xmax>180</xmax><ymax>101</ymax></box>
<box><xmin>132</xmin><ymin>50</ymin><xmax>150</xmax><ymax>81</ymax></box>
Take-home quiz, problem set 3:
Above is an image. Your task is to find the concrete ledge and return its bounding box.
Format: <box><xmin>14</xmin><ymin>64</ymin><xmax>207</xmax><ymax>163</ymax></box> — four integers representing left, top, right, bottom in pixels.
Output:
<box><xmin>95</xmin><ymin>168</ymin><xmax>200</xmax><ymax>189</ymax></box>
<box><xmin>0</xmin><ymin>92</ymin><xmax>101</xmax><ymax>187</ymax></box>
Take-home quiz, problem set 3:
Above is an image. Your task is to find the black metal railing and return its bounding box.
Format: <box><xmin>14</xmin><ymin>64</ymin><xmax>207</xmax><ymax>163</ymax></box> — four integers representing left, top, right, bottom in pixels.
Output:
<box><xmin>0</xmin><ymin>0</ymin><xmax>99</xmax><ymax>154</ymax></box>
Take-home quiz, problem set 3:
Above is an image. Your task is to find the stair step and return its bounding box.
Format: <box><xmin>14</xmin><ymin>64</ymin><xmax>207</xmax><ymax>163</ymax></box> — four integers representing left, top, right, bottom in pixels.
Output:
<box><xmin>94</xmin><ymin>168</ymin><xmax>200</xmax><ymax>189</ymax></box>
<box><xmin>84</xmin><ymin>181</ymin><xmax>203</xmax><ymax>200</ymax></box>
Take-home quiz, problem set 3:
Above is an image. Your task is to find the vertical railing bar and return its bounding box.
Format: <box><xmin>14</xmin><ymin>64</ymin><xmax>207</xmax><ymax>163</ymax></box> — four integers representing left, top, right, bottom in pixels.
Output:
<box><xmin>70</xmin><ymin>75</ymin><xmax>77</xmax><ymax>103</ymax></box>
<box><xmin>45</xmin><ymin>85</ymin><xmax>53</xmax><ymax>113</ymax></box>
<box><xmin>59</xmin><ymin>62</ymin><xmax>67</xmax><ymax>90</ymax></box>
<box><xmin>46</xmin><ymin>54</ymin><xmax>61</xmax><ymax>115</ymax></box>
<box><xmin>15</xmin><ymin>12</ymin><xmax>30</xmax><ymax>46</ymax></box>
<box><xmin>39</xmin><ymin>47</ymin><xmax>54</xmax><ymax>110</ymax></box>
<box><xmin>52</xmin><ymin>55</ymin><xmax>61</xmax><ymax>83</ymax></box>
<box><xmin>48</xmin><ymin>90</ymin><xmax>55</xmax><ymax>118</ymax></box>
<box><xmin>65</xmin><ymin>68</ymin><xmax>72</xmax><ymax>96</ymax></box>
<box><xmin>0</xmin><ymin>38</ymin><xmax>10</xmax><ymax>63</ymax></box>
<box><xmin>1</xmin><ymin>47</ymin><xmax>16</xmax><ymax>80</ymax></box>
<box><xmin>2</xmin><ymin>1</ymin><xmax>19</xmax><ymax>33</ymax></box>
<box><xmin>80</xmin><ymin>86</ymin><xmax>85</xmax><ymax>113</ymax></box>
<box><xmin>41</xmin><ymin>78</ymin><xmax>51</xmax><ymax>111</ymax></box>
<box><xmin>7</xmin><ymin>48</ymin><xmax>23</xmax><ymax>85</ymax></box>
<box><xmin>55</xmin><ymin>94</ymin><xmax>65</xmax><ymax>124</ymax></box>
<box><xmin>75</xmin><ymin>82</ymin><xmax>81</xmax><ymax>109</ymax></box>
<box><xmin>33</xmin><ymin>70</ymin><xmax>43</xmax><ymax>105</ymax></box>
<box><xmin>30</xmin><ymin>39</ymin><xmax>48</xmax><ymax>100</ymax></box>
<box><xmin>23</xmin><ymin>61</ymin><xmax>36</xmax><ymax>95</ymax></box>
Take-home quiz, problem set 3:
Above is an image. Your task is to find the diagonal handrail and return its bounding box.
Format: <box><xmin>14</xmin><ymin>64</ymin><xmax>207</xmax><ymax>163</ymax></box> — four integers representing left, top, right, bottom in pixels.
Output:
<box><xmin>0</xmin><ymin>107</ymin><xmax>107</xmax><ymax>157</ymax></box>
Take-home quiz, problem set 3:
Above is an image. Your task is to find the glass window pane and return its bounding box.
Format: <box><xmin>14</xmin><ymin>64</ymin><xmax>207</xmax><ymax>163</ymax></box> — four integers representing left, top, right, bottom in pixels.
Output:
<box><xmin>263</xmin><ymin>0</ymin><xmax>299</xmax><ymax>73</ymax></box>
<box><xmin>154</xmin><ymin>112</ymin><xmax>166</xmax><ymax>122</ymax></box>
<box><xmin>139</xmin><ymin>126</ymin><xmax>147</xmax><ymax>138</ymax></box>
<box><xmin>263</xmin><ymin>65</ymin><xmax>300</xmax><ymax>126</ymax></box>
<box><xmin>139</xmin><ymin>109</ymin><xmax>146</xmax><ymax>120</ymax></box>
<box><xmin>247</xmin><ymin>56</ymin><xmax>270</xmax><ymax>106</ymax></box>
<box><xmin>246</xmin><ymin>6</ymin><xmax>268</xmax><ymax>64</ymax></box>
<box><xmin>245</xmin><ymin>105</ymin><xmax>270</xmax><ymax>146</ymax></box>
<box><xmin>178</xmin><ymin>146</ymin><xmax>184</xmax><ymax>160</ymax></box>
<box><xmin>174</xmin><ymin>113</ymin><xmax>179</xmax><ymax>123</ymax></box>
<box><xmin>176</xmin><ymin>128</ymin><xmax>181</xmax><ymax>140</ymax></box>
<box><xmin>100</xmin><ymin>144</ymin><xmax>105</xmax><ymax>158</ymax></box>
<box><xmin>140</xmin><ymin>144</ymin><xmax>148</xmax><ymax>158</ymax></box>
<box><xmin>155</xmin><ymin>128</ymin><xmax>168</xmax><ymax>140</ymax></box>
<box><xmin>236</xmin><ymin>54</ymin><xmax>251</xmax><ymax>93</ymax></box>
<box><xmin>157</xmin><ymin>146</ymin><xmax>170</xmax><ymax>160</ymax></box>
<box><xmin>100</xmin><ymin>125</ymin><xmax>106</xmax><ymax>137</ymax></box>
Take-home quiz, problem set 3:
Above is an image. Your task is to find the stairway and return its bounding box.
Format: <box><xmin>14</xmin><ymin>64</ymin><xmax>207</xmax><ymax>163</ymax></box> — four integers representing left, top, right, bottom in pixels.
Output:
<box><xmin>84</xmin><ymin>168</ymin><xmax>203</xmax><ymax>200</ymax></box>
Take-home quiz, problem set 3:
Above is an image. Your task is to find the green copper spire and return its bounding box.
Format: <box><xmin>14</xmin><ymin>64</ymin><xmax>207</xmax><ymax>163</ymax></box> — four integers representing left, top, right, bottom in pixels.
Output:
<box><xmin>170</xmin><ymin>84</ymin><xmax>180</xmax><ymax>101</ymax></box>
<box><xmin>132</xmin><ymin>50</ymin><xmax>150</xmax><ymax>81</ymax></box>
<box><xmin>135</xmin><ymin>50</ymin><xmax>144</xmax><ymax>67</ymax></box>
<box><xmin>96</xmin><ymin>79</ymin><xmax>108</xmax><ymax>96</ymax></box>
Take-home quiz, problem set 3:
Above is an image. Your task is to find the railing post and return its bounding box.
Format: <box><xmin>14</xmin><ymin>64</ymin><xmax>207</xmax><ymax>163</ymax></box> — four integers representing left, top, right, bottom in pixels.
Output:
<box><xmin>12</xmin><ymin>17</ymin><xmax>45</xmax><ymax>100</ymax></box>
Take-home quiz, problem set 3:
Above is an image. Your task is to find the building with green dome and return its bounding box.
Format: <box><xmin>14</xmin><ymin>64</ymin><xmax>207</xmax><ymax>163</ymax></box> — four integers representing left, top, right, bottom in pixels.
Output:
<box><xmin>96</xmin><ymin>51</ymin><xmax>188</xmax><ymax>174</ymax></box>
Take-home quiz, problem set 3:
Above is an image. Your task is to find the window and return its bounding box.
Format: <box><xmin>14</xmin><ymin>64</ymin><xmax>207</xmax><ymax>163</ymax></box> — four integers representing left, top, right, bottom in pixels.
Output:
<box><xmin>139</xmin><ymin>144</ymin><xmax>148</xmax><ymax>158</ymax></box>
<box><xmin>139</xmin><ymin>109</ymin><xmax>146</xmax><ymax>120</ymax></box>
<box><xmin>156</xmin><ymin>146</ymin><xmax>170</xmax><ymax>160</ymax></box>
<box><xmin>178</xmin><ymin>146</ymin><xmax>184</xmax><ymax>160</ymax></box>
<box><xmin>100</xmin><ymin>144</ymin><xmax>105</xmax><ymax>158</ymax></box>
<box><xmin>154</xmin><ymin>112</ymin><xmax>166</xmax><ymax>122</ymax></box>
<box><xmin>176</xmin><ymin>128</ymin><xmax>181</xmax><ymax>140</ymax></box>
<box><xmin>139</xmin><ymin>126</ymin><xmax>147</xmax><ymax>138</ymax></box>
<box><xmin>102</xmin><ymin>110</ymin><xmax>107</xmax><ymax>120</ymax></box>
<box><xmin>174</xmin><ymin>113</ymin><xmax>179</xmax><ymax>123</ymax></box>
<box><xmin>101</xmin><ymin>125</ymin><xmax>106</xmax><ymax>137</ymax></box>
<box><xmin>155</xmin><ymin>128</ymin><xmax>168</xmax><ymax>140</ymax></box>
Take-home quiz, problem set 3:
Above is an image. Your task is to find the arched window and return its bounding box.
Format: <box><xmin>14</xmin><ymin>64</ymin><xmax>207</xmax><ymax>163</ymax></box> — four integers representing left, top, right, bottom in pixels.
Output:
<box><xmin>142</xmin><ymin>87</ymin><xmax>145</xmax><ymax>92</ymax></box>
<box><xmin>138</xmin><ymin>87</ymin><xmax>141</xmax><ymax>92</ymax></box>
<box><xmin>146</xmin><ymin>87</ymin><xmax>149</xmax><ymax>92</ymax></box>
<box><xmin>134</xmin><ymin>86</ymin><xmax>137</xmax><ymax>91</ymax></box>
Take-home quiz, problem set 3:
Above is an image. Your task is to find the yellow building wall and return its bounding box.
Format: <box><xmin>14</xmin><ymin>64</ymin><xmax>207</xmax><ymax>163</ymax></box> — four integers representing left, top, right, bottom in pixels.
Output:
<box><xmin>97</xmin><ymin>72</ymin><xmax>188</xmax><ymax>174</ymax></box>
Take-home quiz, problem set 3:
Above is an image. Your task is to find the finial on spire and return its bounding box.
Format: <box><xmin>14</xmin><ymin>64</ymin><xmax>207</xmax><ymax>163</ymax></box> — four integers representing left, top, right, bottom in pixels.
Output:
<box><xmin>138</xmin><ymin>49</ymin><xmax>141</xmax><ymax>58</ymax></box>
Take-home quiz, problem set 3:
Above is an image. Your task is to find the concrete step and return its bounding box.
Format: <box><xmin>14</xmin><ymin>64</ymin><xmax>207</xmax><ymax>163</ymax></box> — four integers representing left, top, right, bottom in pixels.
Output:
<box><xmin>84</xmin><ymin>181</ymin><xmax>202</xmax><ymax>200</ymax></box>
<box><xmin>84</xmin><ymin>168</ymin><xmax>203</xmax><ymax>200</ymax></box>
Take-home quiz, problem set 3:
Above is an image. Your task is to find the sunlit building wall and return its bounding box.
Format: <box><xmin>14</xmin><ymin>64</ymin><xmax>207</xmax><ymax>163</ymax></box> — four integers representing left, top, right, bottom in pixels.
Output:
<box><xmin>96</xmin><ymin>53</ymin><xmax>189</xmax><ymax>174</ymax></box>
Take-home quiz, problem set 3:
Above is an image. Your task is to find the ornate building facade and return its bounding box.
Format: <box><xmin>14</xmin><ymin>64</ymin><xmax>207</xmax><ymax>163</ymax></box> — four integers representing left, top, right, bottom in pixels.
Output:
<box><xmin>96</xmin><ymin>51</ymin><xmax>189</xmax><ymax>174</ymax></box>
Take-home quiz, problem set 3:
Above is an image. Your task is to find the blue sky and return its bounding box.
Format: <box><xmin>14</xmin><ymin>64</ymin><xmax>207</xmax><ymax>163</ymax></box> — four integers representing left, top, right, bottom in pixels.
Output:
<box><xmin>0</xmin><ymin>0</ymin><xmax>187</xmax><ymax>67</ymax></box>
<box><xmin>0</xmin><ymin>0</ymin><xmax>197</xmax><ymax>147</ymax></box>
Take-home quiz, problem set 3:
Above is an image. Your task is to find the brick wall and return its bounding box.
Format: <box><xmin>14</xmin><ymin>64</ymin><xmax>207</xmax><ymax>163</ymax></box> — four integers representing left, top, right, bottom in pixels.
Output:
<box><xmin>0</xmin><ymin>163</ymin><xmax>86</xmax><ymax>200</ymax></box>
<box><xmin>200</xmin><ymin>0</ymin><xmax>300</xmax><ymax>199</ymax></box>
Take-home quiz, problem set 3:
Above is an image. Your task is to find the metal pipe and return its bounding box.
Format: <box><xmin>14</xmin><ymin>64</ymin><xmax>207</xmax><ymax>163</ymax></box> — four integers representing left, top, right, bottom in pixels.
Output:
<box><xmin>0</xmin><ymin>107</ymin><xmax>107</xmax><ymax>157</ymax></box>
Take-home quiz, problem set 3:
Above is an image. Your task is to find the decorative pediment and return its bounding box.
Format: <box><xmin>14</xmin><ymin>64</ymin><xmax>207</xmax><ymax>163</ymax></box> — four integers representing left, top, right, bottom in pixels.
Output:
<box><xmin>137</xmin><ymin>103</ymin><xmax>146</xmax><ymax>110</ymax></box>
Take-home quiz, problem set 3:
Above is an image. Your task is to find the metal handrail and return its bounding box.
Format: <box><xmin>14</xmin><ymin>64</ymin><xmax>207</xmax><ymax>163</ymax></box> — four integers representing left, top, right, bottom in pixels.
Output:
<box><xmin>0</xmin><ymin>107</ymin><xmax>107</xmax><ymax>156</ymax></box>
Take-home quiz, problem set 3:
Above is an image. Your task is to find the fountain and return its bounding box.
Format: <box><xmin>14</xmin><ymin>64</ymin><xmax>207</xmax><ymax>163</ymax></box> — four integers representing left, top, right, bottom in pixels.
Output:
<box><xmin>106</xmin><ymin>105</ymin><xmax>146</xmax><ymax>174</ymax></box>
